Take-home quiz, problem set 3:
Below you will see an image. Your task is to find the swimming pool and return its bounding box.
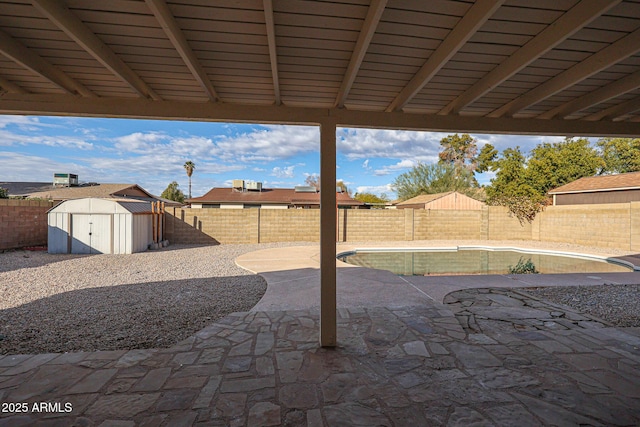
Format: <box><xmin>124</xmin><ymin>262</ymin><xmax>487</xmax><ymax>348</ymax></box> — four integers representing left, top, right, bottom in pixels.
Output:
<box><xmin>337</xmin><ymin>247</ymin><xmax>635</xmax><ymax>276</ymax></box>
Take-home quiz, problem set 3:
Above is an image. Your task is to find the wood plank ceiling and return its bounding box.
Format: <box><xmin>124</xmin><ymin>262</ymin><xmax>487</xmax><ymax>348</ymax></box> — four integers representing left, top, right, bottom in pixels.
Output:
<box><xmin>1</xmin><ymin>0</ymin><xmax>640</xmax><ymax>135</ymax></box>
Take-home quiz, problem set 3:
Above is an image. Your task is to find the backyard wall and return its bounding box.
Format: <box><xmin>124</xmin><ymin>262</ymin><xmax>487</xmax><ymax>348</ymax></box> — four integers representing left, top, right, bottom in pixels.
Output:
<box><xmin>161</xmin><ymin>202</ymin><xmax>640</xmax><ymax>251</ymax></box>
<box><xmin>0</xmin><ymin>199</ymin><xmax>55</xmax><ymax>251</ymax></box>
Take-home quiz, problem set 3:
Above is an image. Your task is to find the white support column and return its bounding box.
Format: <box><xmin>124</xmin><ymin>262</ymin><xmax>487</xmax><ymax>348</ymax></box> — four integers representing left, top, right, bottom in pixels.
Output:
<box><xmin>319</xmin><ymin>119</ymin><xmax>337</xmax><ymax>347</ymax></box>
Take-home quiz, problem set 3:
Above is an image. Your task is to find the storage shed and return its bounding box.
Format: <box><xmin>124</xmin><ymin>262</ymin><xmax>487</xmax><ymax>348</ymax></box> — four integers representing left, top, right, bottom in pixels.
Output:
<box><xmin>48</xmin><ymin>198</ymin><xmax>154</xmax><ymax>254</ymax></box>
<box><xmin>395</xmin><ymin>191</ymin><xmax>485</xmax><ymax>210</ymax></box>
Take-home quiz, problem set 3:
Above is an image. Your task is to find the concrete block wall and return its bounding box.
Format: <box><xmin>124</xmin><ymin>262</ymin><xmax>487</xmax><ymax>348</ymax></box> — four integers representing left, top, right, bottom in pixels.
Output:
<box><xmin>260</xmin><ymin>209</ymin><xmax>319</xmax><ymax>242</ymax></box>
<box><xmin>0</xmin><ymin>199</ymin><xmax>54</xmax><ymax>251</ymax></box>
<box><xmin>631</xmin><ymin>202</ymin><xmax>640</xmax><ymax>252</ymax></box>
<box><xmin>414</xmin><ymin>209</ymin><xmax>482</xmax><ymax>240</ymax></box>
<box><xmin>539</xmin><ymin>204</ymin><xmax>632</xmax><ymax>249</ymax></box>
<box><xmin>163</xmin><ymin>202</ymin><xmax>640</xmax><ymax>251</ymax></box>
<box><xmin>342</xmin><ymin>210</ymin><xmax>406</xmax><ymax>241</ymax></box>
<box><xmin>486</xmin><ymin>206</ymin><xmax>534</xmax><ymax>241</ymax></box>
<box><xmin>166</xmin><ymin>208</ymin><xmax>258</xmax><ymax>244</ymax></box>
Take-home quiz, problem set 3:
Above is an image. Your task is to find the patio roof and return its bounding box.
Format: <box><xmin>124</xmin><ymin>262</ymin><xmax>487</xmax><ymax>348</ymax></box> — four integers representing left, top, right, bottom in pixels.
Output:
<box><xmin>0</xmin><ymin>0</ymin><xmax>639</xmax><ymax>135</ymax></box>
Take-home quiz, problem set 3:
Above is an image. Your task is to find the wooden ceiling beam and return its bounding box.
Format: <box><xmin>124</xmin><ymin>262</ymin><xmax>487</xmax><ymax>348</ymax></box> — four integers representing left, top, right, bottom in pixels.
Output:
<box><xmin>263</xmin><ymin>0</ymin><xmax>280</xmax><ymax>105</ymax></box>
<box><xmin>32</xmin><ymin>0</ymin><xmax>161</xmax><ymax>100</ymax></box>
<box><xmin>386</xmin><ymin>0</ymin><xmax>505</xmax><ymax>112</ymax></box>
<box><xmin>3</xmin><ymin>93</ymin><xmax>640</xmax><ymax>137</ymax></box>
<box><xmin>146</xmin><ymin>0</ymin><xmax>218</xmax><ymax>102</ymax></box>
<box><xmin>489</xmin><ymin>26</ymin><xmax>640</xmax><ymax>118</ymax></box>
<box><xmin>335</xmin><ymin>0</ymin><xmax>387</xmax><ymax>108</ymax></box>
<box><xmin>583</xmin><ymin>96</ymin><xmax>640</xmax><ymax>121</ymax></box>
<box><xmin>441</xmin><ymin>0</ymin><xmax>622</xmax><ymax>116</ymax></box>
<box><xmin>0</xmin><ymin>29</ymin><xmax>93</xmax><ymax>97</ymax></box>
<box><xmin>0</xmin><ymin>75</ymin><xmax>29</xmax><ymax>95</ymax></box>
<box><xmin>538</xmin><ymin>69</ymin><xmax>640</xmax><ymax>119</ymax></box>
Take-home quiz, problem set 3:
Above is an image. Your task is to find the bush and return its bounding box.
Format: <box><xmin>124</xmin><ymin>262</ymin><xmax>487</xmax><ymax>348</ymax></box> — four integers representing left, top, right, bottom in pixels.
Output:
<box><xmin>508</xmin><ymin>257</ymin><xmax>539</xmax><ymax>274</ymax></box>
<box><xmin>0</xmin><ymin>187</ymin><xmax>8</xmax><ymax>199</ymax></box>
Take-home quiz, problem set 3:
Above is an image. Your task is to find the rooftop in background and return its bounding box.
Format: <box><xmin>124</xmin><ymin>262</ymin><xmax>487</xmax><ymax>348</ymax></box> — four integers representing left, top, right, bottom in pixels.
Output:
<box><xmin>189</xmin><ymin>187</ymin><xmax>364</xmax><ymax>208</ymax></box>
<box><xmin>549</xmin><ymin>171</ymin><xmax>640</xmax><ymax>194</ymax></box>
<box><xmin>1</xmin><ymin>182</ymin><xmax>181</xmax><ymax>206</ymax></box>
<box><xmin>0</xmin><ymin>182</ymin><xmax>53</xmax><ymax>197</ymax></box>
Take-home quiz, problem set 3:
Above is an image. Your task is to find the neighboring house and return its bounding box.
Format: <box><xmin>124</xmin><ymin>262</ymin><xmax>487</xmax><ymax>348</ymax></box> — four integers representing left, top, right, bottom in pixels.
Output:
<box><xmin>394</xmin><ymin>191</ymin><xmax>485</xmax><ymax>210</ymax></box>
<box><xmin>188</xmin><ymin>185</ymin><xmax>364</xmax><ymax>209</ymax></box>
<box><xmin>11</xmin><ymin>182</ymin><xmax>180</xmax><ymax>206</ymax></box>
<box><xmin>548</xmin><ymin>171</ymin><xmax>640</xmax><ymax>205</ymax></box>
<box><xmin>0</xmin><ymin>182</ymin><xmax>53</xmax><ymax>197</ymax></box>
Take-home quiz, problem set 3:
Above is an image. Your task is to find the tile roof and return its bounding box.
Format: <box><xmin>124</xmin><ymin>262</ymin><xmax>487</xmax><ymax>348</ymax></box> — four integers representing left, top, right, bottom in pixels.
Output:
<box><xmin>0</xmin><ymin>182</ymin><xmax>53</xmax><ymax>196</ymax></box>
<box><xmin>189</xmin><ymin>187</ymin><xmax>363</xmax><ymax>206</ymax></box>
<box><xmin>548</xmin><ymin>171</ymin><xmax>640</xmax><ymax>194</ymax></box>
<box><xmin>24</xmin><ymin>183</ymin><xmax>184</xmax><ymax>205</ymax></box>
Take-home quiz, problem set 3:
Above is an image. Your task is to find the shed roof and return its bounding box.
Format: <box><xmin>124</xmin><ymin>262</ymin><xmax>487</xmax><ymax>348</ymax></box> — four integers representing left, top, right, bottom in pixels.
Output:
<box><xmin>48</xmin><ymin>197</ymin><xmax>153</xmax><ymax>214</ymax></box>
<box><xmin>0</xmin><ymin>1</ymin><xmax>639</xmax><ymax>136</ymax></box>
<box><xmin>396</xmin><ymin>192</ymin><xmax>456</xmax><ymax>206</ymax></box>
<box><xmin>548</xmin><ymin>171</ymin><xmax>640</xmax><ymax>194</ymax></box>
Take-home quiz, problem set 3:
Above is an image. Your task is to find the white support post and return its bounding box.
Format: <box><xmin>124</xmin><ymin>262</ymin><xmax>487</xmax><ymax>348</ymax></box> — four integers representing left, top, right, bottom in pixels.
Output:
<box><xmin>319</xmin><ymin>119</ymin><xmax>337</xmax><ymax>347</ymax></box>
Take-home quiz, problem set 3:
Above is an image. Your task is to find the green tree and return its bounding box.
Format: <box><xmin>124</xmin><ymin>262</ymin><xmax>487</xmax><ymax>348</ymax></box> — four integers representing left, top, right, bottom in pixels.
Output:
<box><xmin>526</xmin><ymin>137</ymin><xmax>604</xmax><ymax>195</ymax></box>
<box><xmin>485</xmin><ymin>147</ymin><xmax>537</xmax><ymax>200</ymax></box>
<box><xmin>476</xmin><ymin>143</ymin><xmax>498</xmax><ymax>173</ymax></box>
<box><xmin>161</xmin><ymin>181</ymin><xmax>185</xmax><ymax>203</ymax></box>
<box><xmin>353</xmin><ymin>192</ymin><xmax>389</xmax><ymax>206</ymax></box>
<box><xmin>438</xmin><ymin>133</ymin><xmax>479</xmax><ymax>171</ymax></box>
<box><xmin>485</xmin><ymin>147</ymin><xmax>545</xmax><ymax>224</ymax></box>
<box><xmin>597</xmin><ymin>137</ymin><xmax>640</xmax><ymax>174</ymax></box>
<box><xmin>485</xmin><ymin>138</ymin><xmax>603</xmax><ymax>224</ymax></box>
<box><xmin>392</xmin><ymin>162</ymin><xmax>478</xmax><ymax>201</ymax></box>
<box><xmin>0</xmin><ymin>187</ymin><xmax>8</xmax><ymax>199</ymax></box>
<box><xmin>183</xmin><ymin>160</ymin><xmax>196</xmax><ymax>199</ymax></box>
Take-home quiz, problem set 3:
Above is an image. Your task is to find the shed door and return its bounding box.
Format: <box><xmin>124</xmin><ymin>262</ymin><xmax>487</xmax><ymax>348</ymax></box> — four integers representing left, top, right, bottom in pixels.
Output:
<box><xmin>71</xmin><ymin>214</ymin><xmax>112</xmax><ymax>254</ymax></box>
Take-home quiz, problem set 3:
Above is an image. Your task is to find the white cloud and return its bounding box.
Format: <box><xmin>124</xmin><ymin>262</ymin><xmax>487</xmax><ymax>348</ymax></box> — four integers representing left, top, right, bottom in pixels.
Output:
<box><xmin>362</xmin><ymin>159</ymin><xmax>370</xmax><ymax>170</ymax></box>
<box><xmin>0</xmin><ymin>129</ymin><xmax>94</xmax><ymax>150</ymax></box>
<box><xmin>114</xmin><ymin>132</ymin><xmax>167</xmax><ymax>153</ymax></box>
<box><xmin>373</xmin><ymin>159</ymin><xmax>419</xmax><ymax>176</ymax></box>
<box><xmin>355</xmin><ymin>184</ymin><xmax>395</xmax><ymax>197</ymax></box>
<box><xmin>0</xmin><ymin>151</ymin><xmax>88</xmax><ymax>182</ymax></box>
<box><xmin>338</xmin><ymin>128</ymin><xmax>446</xmax><ymax>160</ymax></box>
<box><xmin>0</xmin><ymin>116</ymin><xmax>43</xmax><ymax>129</ymax></box>
<box><xmin>474</xmin><ymin>134</ymin><xmax>566</xmax><ymax>153</ymax></box>
<box><xmin>214</xmin><ymin>125</ymin><xmax>318</xmax><ymax>162</ymax></box>
<box><xmin>271</xmin><ymin>165</ymin><xmax>296</xmax><ymax>178</ymax></box>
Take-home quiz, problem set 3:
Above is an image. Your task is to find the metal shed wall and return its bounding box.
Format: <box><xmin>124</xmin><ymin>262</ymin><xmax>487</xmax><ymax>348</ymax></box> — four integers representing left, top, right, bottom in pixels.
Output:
<box><xmin>47</xmin><ymin>198</ymin><xmax>153</xmax><ymax>254</ymax></box>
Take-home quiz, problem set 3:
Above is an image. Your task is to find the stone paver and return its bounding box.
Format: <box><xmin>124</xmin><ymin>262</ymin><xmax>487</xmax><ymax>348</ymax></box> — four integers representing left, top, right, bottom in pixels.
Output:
<box><xmin>0</xmin><ymin>287</ymin><xmax>639</xmax><ymax>425</ymax></box>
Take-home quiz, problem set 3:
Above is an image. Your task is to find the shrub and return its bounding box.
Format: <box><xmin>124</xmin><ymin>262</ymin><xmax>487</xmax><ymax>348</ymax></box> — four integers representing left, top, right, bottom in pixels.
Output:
<box><xmin>508</xmin><ymin>257</ymin><xmax>539</xmax><ymax>274</ymax></box>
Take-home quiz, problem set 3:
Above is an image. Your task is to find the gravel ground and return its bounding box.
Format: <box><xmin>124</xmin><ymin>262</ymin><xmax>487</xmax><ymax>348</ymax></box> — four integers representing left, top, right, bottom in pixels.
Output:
<box><xmin>0</xmin><ymin>243</ymin><xmax>308</xmax><ymax>355</ymax></box>
<box><xmin>524</xmin><ymin>284</ymin><xmax>640</xmax><ymax>327</ymax></box>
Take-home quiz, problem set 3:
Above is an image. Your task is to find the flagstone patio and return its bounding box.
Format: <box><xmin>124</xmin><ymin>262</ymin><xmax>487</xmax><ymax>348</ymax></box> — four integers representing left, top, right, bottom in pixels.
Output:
<box><xmin>1</xmin><ymin>285</ymin><xmax>639</xmax><ymax>426</ymax></box>
<box><xmin>1</xmin><ymin>242</ymin><xmax>639</xmax><ymax>425</ymax></box>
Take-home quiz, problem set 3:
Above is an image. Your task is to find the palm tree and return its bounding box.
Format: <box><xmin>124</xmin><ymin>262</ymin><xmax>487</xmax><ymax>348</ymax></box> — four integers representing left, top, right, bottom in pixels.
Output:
<box><xmin>183</xmin><ymin>161</ymin><xmax>195</xmax><ymax>199</ymax></box>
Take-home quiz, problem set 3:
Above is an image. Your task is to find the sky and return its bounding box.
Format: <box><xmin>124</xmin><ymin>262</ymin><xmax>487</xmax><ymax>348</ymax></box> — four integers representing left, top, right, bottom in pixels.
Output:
<box><xmin>0</xmin><ymin>114</ymin><xmax>569</xmax><ymax>199</ymax></box>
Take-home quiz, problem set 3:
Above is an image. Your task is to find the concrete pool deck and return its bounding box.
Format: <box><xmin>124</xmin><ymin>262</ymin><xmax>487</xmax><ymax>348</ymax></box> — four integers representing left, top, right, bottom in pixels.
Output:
<box><xmin>235</xmin><ymin>240</ymin><xmax>640</xmax><ymax>310</ymax></box>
